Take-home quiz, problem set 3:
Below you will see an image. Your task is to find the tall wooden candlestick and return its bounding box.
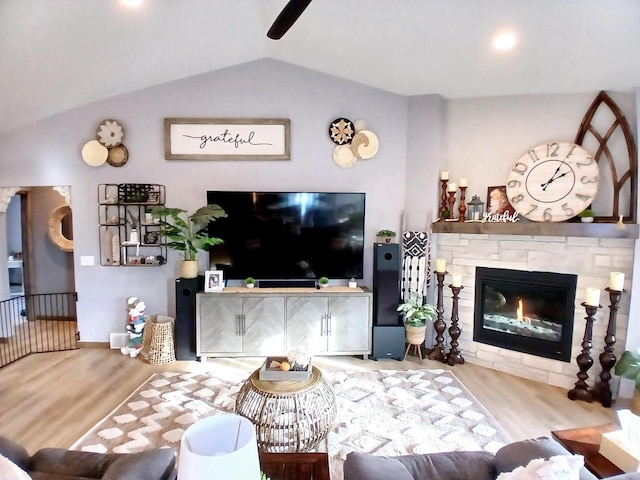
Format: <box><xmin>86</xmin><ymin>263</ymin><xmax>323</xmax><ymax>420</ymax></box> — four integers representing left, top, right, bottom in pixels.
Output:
<box><xmin>592</xmin><ymin>287</ymin><xmax>623</xmax><ymax>407</ymax></box>
<box><xmin>439</xmin><ymin>179</ymin><xmax>448</xmax><ymax>221</ymax></box>
<box><xmin>429</xmin><ymin>271</ymin><xmax>447</xmax><ymax>361</ymax></box>
<box><xmin>567</xmin><ymin>302</ymin><xmax>600</xmax><ymax>403</ymax></box>
<box><xmin>458</xmin><ymin>186</ymin><xmax>467</xmax><ymax>222</ymax></box>
<box><xmin>446</xmin><ymin>284</ymin><xmax>464</xmax><ymax>365</ymax></box>
<box><xmin>447</xmin><ymin>191</ymin><xmax>457</xmax><ymax>221</ymax></box>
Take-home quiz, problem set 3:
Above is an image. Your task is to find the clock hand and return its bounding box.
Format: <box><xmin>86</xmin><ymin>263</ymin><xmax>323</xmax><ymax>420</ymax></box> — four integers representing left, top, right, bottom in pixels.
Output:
<box><xmin>541</xmin><ymin>170</ymin><xmax>571</xmax><ymax>191</ymax></box>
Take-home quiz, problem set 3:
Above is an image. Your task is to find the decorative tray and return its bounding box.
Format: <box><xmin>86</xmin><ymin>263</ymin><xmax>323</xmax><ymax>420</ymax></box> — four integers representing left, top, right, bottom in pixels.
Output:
<box><xmin>258</xmin><ymin>356</ymin><xmax>310</xmax><ymax>381</ymax></box>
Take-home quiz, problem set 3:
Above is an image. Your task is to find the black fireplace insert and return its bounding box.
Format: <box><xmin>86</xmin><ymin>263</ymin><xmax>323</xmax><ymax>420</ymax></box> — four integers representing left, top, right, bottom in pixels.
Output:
<box><xmin>473</xmin><ymin>267</ymin><xmax>577</xmax><ymax>362</ymax></box>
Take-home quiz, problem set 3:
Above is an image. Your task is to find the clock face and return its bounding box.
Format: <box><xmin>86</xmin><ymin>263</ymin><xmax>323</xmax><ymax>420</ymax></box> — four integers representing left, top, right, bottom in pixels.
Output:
<box><xmin>506</xmin><ymin>142</ymin><xmax>599</xmax><ymax>222</ymax></box>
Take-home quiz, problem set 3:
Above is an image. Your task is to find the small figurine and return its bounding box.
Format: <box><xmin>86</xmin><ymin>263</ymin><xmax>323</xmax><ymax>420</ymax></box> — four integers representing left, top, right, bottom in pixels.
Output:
<box><xmin>121</xmin><ymin>296</ymin><xmax>146</xmax><ymax>357</ymax></box>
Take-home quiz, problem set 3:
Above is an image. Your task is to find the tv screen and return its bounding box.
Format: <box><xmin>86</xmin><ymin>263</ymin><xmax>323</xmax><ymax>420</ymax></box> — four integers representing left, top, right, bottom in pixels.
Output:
<box><xmin>207</xmin><ymin>191</ymin><xmax>366</xmax><ymax>280</ymax></box>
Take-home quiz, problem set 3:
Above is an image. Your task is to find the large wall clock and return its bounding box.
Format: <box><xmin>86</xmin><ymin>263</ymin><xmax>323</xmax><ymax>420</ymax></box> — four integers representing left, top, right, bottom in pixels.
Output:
<box><xmin>506</xmin><ymin>142</ymin><xmax>599</xmax><ymax>222</ymax></box>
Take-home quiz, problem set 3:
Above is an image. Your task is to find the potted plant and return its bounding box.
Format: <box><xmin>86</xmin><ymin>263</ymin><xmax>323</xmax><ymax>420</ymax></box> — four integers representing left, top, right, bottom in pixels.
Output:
<box><xmin>615</xmin><ymin>349</ymin><xmax>640</xmax><ymax>411</ymax></box>
<box><xmin>318</xmin><ymin>277</ymin><xmax>329</xmax><ymax>288</ymax></box>
<box><xmin>245</xmin><ymin>277</ymin><xmax>256</xmax><ymax>288</ymax></box>
<box><xmin>348</xmin><ymin>277</ymin><xmax>357</xmax><ymax>288</ymax></box>
<box><xmin>397</xmin><ymin>292</ymin><xmax>437</xmax><ymax>346</ymax></box>
<box><xmin>579</xmin><ymin>209</ymin><xmax>595</xmax><ymax>223</ymax></box>
<box><xmin>376</xmin><ymin>229</ymin><xmax>396</xmax><ymax>243</ymax></box>
<box><xmin>151</xmin><ymin>204</ymin><xmax>227</xmax><ymax>278</ymax></box>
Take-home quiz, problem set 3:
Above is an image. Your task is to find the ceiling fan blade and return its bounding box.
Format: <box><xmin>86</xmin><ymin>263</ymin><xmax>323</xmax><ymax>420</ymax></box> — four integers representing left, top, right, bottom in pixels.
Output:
<box><xmin>267</xmin><ymin>0</ymin><xmax>312</xmax><ymax>40</ymax></box>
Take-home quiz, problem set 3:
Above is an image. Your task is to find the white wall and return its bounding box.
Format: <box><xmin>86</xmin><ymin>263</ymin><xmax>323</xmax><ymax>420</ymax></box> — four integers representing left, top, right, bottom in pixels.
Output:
<box><xmin>0</xmin><ymin>59</ymin><xmax>409</xmax><ymax>342</ymax></box>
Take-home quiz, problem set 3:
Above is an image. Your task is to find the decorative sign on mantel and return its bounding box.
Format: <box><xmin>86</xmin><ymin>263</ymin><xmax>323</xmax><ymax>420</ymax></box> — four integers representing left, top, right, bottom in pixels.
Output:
<box><xmin>164</xmin><ymin>118</ymin><xmax>290</xmax><ymax>160</ymax></box>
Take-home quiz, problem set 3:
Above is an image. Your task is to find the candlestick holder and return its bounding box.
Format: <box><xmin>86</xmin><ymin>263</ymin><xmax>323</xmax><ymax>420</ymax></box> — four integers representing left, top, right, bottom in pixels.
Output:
<box><xmin>591</xmin><ymin>287</ymin><xmax>623</xmax><ymax>407</ymax></box>
<box><xmin>447</xmin><ymin>191</ymin><xmax>457</xmax><ymax>221</ymax></box>
<box><xmin>446</xmin><ymin>284</ymin><xmax>464</xmax><ymax>365</ymax></box>
<box><xmin>439</xmin><ymin>179</ymin><xmax>448</xmax><ymax>221</ymax></box>
<box><xmin>429</xmin><ymin>271</ymin><xmax>447</xmax><ymax>361</ymax></box>
<box><xmin>567</xmin><ymin>302</ymin><xmax>600</xmax><ymax>403</ymax></box>
<box><xmin>458</xmin><ymin>186</ymin><xmax>467</xmax><ymax>222</ymax></box>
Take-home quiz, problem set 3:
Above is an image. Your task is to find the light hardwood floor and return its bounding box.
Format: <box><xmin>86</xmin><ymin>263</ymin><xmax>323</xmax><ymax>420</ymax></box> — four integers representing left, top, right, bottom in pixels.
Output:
<box><xmin>0</xmin><ymin>348</ymin><xmax>621</xmax><ymax>454</ymax></box>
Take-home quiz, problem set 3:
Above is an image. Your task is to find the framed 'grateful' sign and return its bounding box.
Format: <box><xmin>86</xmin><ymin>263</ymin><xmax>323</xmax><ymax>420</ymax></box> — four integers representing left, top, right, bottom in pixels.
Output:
<box><xmin>164</xmin><ymin>118</ymin><xmax>290</xmax><ymax>160</ymax></box>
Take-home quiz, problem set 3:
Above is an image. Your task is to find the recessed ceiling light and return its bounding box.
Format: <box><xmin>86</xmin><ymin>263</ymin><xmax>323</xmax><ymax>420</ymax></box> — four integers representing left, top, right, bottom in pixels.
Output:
<box><xmin>492</xmin><ymin>31</ymin><xmax>518</xmax><ymax>52</ymax></box>
<box><xmin>119</xmin><ymin>0</ymin><xmax>143</xmax><ymax>7</ymax></box>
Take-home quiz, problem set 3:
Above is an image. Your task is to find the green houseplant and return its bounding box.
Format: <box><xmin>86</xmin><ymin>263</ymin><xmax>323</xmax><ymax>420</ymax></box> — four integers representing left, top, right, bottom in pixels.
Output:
<box><xmin>579</xmin><ymin>209</ymin><xmax>595</xmax><ymax>223</ymax></box>
<box><xmin>615</xmin><ymin>349</ymin><xmax>640</xmax><ymax>390</ymax></box>
<box><xmin>318</xmin><ymin>276</ymin><xmax>329</xmax><ymax>288</ymax></box>
<box><xmin>376</xmin><ymin>229</ymin><xmax>396</xmax><ymax>243</ymax></box>
<box><xmin>152</xmin><ymin>204</ymin><xmax>227</xmax><ymax>278</ymax></box>
<box><xmin>398</xmin><ymin>292</ymin><xmax>437</xmax><ymax>347</ymax></box>
<box><xmin>245</xmin><ymin>277</ymin><xmax>256</xmax><ymax>288</ymax></box>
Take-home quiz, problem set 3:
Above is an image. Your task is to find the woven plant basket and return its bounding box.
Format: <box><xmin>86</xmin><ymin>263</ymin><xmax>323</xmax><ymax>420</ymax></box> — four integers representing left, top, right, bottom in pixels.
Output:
<box><xmin>141</xmin><ymin>314</ymin><xmax>176</xmax><ymax>365</ymax></box>
<box><xmin>405</xmin><ymin>325</ymin><xmax>427</xmax><ymax>345</ymax></box>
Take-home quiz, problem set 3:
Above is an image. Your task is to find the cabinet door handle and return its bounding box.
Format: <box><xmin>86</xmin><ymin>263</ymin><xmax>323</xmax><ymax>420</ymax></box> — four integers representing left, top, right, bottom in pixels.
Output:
<box><xmin>242</xmin><ymin>314</ymin><xmax>246</xmax><ymax>336</ymax></box>
<box><xmin>320</xmin><ymin>314</ymin><xmax>326</xmax><ymax>336</ymax></box>
<box><xmin>236</xmin><ymin>315</ymin><xmax>242</xmax><ymax>336</ymax></box>
<box><xmin>327</xmin><ymin>314</ymin><xmax>332</xmax><ymax>336</ymax></box>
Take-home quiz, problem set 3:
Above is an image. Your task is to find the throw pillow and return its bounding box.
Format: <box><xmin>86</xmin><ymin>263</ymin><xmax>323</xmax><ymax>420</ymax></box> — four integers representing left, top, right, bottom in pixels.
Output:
<box><xmin>0</xmin><ymin>453</ymin><xmax>31</xmax><ymax>480</ymax></box>
<box><xmin>496</xmin><ymin>454</ymin><xmax>584</xmax><ymax>480</ymax></box>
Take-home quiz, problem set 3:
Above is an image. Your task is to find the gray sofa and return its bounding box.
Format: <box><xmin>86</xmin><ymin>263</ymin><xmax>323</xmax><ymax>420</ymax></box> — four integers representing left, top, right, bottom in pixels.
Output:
<box><xmin>344</xmin><ymin>436</ymin><xmax>640</xmax><ymax>480</ymax></box>
<box><xmin>0</xmin><ymin>436</ymin><xmax>176</xmax><ymax>480</ymax></box>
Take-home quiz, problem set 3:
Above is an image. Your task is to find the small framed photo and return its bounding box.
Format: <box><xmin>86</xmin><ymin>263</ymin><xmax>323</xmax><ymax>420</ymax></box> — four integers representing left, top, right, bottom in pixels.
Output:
<box><xmin>486</xmin><ymin>186</ymin><xmax>516</xmax><ymax>216</ymax></box>
<box><xmin>204</xmin><ymin>270</ymin><xmax>224</xmax><ymax>292</ymax></box>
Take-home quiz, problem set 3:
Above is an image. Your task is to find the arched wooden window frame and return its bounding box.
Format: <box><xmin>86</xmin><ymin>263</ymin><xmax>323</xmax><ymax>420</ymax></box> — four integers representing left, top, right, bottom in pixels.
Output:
<box><xmin>575</xmin><ymin>91</ymin><xmax>637</xmax><ymax>223</ymax></box>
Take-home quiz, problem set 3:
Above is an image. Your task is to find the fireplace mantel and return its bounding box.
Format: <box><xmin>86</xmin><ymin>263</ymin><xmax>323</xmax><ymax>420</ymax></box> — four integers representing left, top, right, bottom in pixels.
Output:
<box><xmin>432</xmin><ymin>221</ymin><xmax>639</xmax><ymax>239</ymax></box>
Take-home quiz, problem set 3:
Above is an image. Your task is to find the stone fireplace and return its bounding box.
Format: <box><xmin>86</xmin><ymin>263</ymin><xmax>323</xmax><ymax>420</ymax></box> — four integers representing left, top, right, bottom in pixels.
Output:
<box><xmin>432</xmin><ymin>222</ymin><xmax>636</xmax><ymax>391</ymax></box>
<box><xmin>473</xmin><ymin>267</ymin><xmax>577</xmax><ymax>362</ymax></box>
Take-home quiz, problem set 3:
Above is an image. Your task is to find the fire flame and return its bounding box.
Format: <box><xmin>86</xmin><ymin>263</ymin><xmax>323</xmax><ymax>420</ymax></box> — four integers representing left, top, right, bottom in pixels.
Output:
<box><xmin>516</xmin><ymin>298</ymin><xmax>523</xmax><ymax>323</ymax></box>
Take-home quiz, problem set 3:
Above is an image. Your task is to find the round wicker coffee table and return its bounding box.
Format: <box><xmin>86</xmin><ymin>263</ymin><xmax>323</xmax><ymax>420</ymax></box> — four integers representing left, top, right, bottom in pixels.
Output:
<box><xmin>234</xmin><ymin>366</ymin><xmax>337</xmax><ymax>453</ymax></box>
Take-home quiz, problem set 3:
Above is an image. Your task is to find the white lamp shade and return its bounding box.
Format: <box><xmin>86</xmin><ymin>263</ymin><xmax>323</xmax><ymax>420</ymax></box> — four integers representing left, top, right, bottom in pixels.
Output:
<box><xmin>178</xmin><ymin>414</ymin><xmax>261</xmax><ymax>480</ymax></box>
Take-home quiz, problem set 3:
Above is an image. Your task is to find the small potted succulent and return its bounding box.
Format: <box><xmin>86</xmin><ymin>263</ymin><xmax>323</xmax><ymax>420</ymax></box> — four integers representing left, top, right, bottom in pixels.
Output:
<box><xmin>318</xmin><ymin>277</ymin><xmax>329</xmax><ymax>288</ymax></box>
<box><xmin>376</xmin><ymin>229</ymin><xmax>396</xmax><ymax>243</ymax></box>
<box><xmin>349</xmin><ymin>277</ymin><xmax>358</xmax><ymax>288</ymax></box>
<box><xmin>579</xmin><ymin>209</ymin><xmax>595</xmax><ymax>223</ymax></box>
<box><xmin>245</xmin><ymin>277</ymin><xmax>256</xmax><ymax>288</ymax></box>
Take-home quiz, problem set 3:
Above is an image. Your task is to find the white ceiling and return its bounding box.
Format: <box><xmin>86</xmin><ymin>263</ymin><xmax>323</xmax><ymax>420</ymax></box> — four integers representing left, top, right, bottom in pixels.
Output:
<box><xmin>1</xmin><ymin>0</ymin><xmax>639</xmax><ymax>135</ymax></box>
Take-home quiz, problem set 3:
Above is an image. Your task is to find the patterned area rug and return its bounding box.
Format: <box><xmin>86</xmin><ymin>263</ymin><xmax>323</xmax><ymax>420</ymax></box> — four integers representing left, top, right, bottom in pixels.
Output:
<box><xmin>72</xmin><ymin>369</ymin><xmax>512</xmax><ymax>479</ymax></box>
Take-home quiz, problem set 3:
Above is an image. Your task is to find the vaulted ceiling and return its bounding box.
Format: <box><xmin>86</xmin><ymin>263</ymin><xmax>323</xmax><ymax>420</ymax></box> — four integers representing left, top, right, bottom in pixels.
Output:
<box><xmin>1</xmin><ymin>0</ymin><xmax>639</xmax><ymax>135</ymax></box>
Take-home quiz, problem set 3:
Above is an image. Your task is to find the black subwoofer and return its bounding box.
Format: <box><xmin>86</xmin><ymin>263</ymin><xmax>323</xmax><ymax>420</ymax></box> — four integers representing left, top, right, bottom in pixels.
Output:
<box><xmin>371</xmin><ymin>325</ymin><xmax>405</xmax><ymax>361</ymax></box>
<box><xmin>174</xmin><ymin>276</ymin><xmax>203</xmax><ymax>360</ymax></box>
<box><xmin>373</xmin><ymin>242</ymin><xmax>401</xmax><ymax>326</ymax></box>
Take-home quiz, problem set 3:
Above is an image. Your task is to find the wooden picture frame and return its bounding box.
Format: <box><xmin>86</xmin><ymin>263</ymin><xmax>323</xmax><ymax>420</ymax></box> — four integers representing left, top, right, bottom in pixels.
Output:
<box><xmin>486</xmin><ymin>186</ymin><xmax>516</xmax><ymax>216</ymax></box>
<box><xmin>164</xmin><ymin>118</ymin><xmax>290</xmax><ymax>160</ymax></box>
<box><xmin>204</xmin><ymin>270</ymin><xmax>224</xmax><ymax>292</ymax></box>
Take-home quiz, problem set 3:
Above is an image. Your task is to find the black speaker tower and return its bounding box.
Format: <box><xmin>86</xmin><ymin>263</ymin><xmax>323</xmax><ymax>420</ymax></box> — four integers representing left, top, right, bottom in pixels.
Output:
<box><xmin>372</xmin><ymin>242</ymin><xmax>401</xmax><ymax>326</ymax></box>
<box><xmin>174</xmin><ymin>276</ymin><xmax>204</xmax><ymax>360</ymax></box>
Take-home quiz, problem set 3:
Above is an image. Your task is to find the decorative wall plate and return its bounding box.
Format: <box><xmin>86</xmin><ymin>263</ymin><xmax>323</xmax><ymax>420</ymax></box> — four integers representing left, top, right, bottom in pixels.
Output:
<box><xmin>333</xmin><ymin>144</ymin><xmax>357</xmax><ymax>168</ymax></box>
<box><xmin>107</xmin><ymin>144</ymin><xmax>129</xmax><ymax>167</ymax></box>
<box><xmin>81</xmin><ymin>140</ymin><xmax>108</xmax><ymax>166</ymax></box>
<box><xmin>354</xmin><ymin>130</ymin><xmax>379</xmax><ymax>159</ymax></box>
<box><xmin>328</xmin><ymin>117</ymin><xmax>355</xmax><ymax>145</ymax></box>
<box><xmin>97</xmin><ymin>119</ymin><xmax>124</xmax><ymax>147</ymax></box>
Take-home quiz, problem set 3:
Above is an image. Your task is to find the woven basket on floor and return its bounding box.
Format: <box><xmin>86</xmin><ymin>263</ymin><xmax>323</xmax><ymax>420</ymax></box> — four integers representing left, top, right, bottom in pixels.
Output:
<box><xmin>141</xmin><ymin>314</ymin><xmax>176</xmax><ymax>365</ymax></box>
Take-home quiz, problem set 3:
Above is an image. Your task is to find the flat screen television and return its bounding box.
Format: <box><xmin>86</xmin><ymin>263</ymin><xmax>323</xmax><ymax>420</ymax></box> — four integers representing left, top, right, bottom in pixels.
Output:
<box><xmin>207</xmin><ymin>191</ymin><xmax>366</xmax><ymax>280</ymax></box>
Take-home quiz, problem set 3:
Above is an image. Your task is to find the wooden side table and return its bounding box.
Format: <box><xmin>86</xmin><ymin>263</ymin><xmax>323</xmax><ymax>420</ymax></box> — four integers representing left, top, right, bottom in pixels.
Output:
<box><xmin>260</xmin><ymin>452</ymin><xmax>330</xmax><ymax>480</ymax></box>
<box><xmin>551</xmin><ymin>424</ymin><xmax>623</xmax><ymax>479</ymax></box>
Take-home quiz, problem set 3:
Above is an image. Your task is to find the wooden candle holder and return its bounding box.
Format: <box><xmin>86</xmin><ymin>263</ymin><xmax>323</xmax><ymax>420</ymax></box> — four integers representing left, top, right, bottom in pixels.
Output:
<box><xmin>458</xmin><ymin>186</ymin><xmax>467</xmax><ymax>222</ymax></box>
<box><xmin>429</xmin><ymin>271</ymin><xmax>447</xmax><ymax>362</ymax></box>
<box><xmin>446</xmin><ymin>284</ymin><xmax>464</xmax><ymax>365</ymax></box>
<box><xmin>447</xmin><ymin>191</ymin><xmax>457</xmax><ymax>221</ymax></box>
<box><xmin>439</xmin><ymin>179</ymin><xmax>448</xmax><ymax>221</ymax></box>
<box><xmin>567</xmin><ymin>302</ymin><xmax>600</xmax><ymax>403</ymax></box>
<box><xmin>592</xmin><ymin>288</ymin><xmax>623</xmax><ymax>407</ymax></box>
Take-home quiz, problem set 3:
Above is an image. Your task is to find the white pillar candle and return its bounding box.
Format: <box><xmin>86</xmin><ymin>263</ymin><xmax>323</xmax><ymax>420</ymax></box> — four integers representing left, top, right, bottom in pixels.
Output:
<box><xmin>447</xmin><ymin>182</ymin><xmax>457</xmax><ymax>192</ymax></box>
<box><xmin>435</xmin><ymin>258</ymin><xmax>446</xmax><ymax>273</ymax></box>
<box><xmin>451</xmin><ymin>273</ymin><xmax>462</xmax><ymax>287</ymax></box>
<box><xmin>459</xmin><ymin>178</ymin><xmax>468</xmax><ymax>188</ymax></box>
<box><xmin>585</xmin><ymin>287</ymin><xmax>600</xmax><ymax>307</ymax></box>
<box><xmin>440</xmin><ymin>171</ymin><xmax>449</xmax><ymax>180</ymax></box>
<box><xmin>610</xmin><ymin>272</ymin><xmax>625</xmax><ymax>291</ymax></box>
<box><xmin>473</xmin><ymin>211</ymin><xmax>480</xmax><ymax>220</ymax></box>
